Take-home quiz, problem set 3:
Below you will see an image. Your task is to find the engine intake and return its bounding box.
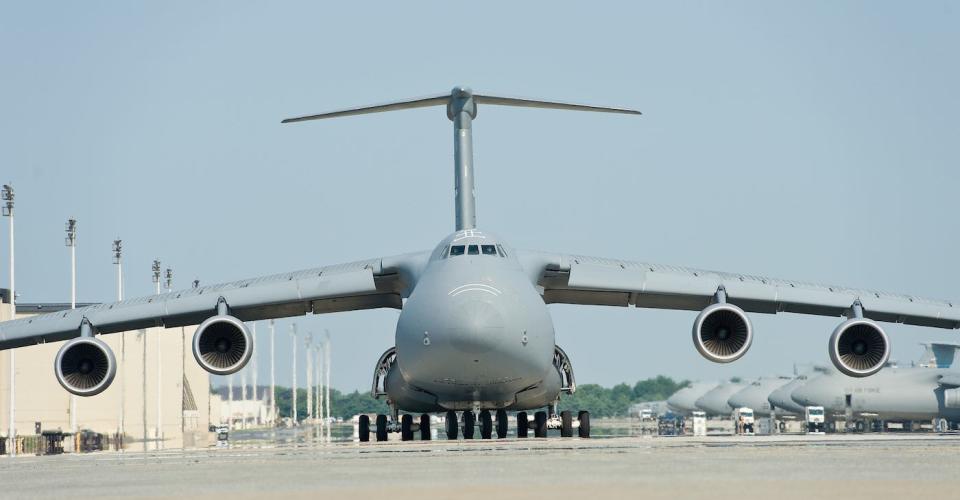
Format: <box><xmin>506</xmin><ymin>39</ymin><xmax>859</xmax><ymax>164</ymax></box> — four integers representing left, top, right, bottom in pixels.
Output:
<box><xmin>192</xmin><ymin>314</ymin><xmax>253</xmax><ymax>375</ymax></box>
<box><xmin>693</xmin><ymin>303</ymin><xmax>753</xmax><ymax>363</ymax></box>
<box><xmin>55</xmin><ymin>337</ymin><xmax>117</xmax><ymax>397</ymax></box>
<box><xmin>829</xmin><ymin>318</ymin><xmax>889</xmax><ymax>377</ymax></box>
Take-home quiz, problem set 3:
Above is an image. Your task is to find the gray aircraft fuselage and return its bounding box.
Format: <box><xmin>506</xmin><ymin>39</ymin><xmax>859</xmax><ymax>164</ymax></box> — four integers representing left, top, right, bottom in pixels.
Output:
<box><xmin>695</xmin><ymin>382</ymin><xmax>748</xmax><ymax>416</ymax></box>
<box><xmin>388</xmin><ymin>230</ymin><xmax>561</xmax><ymax>412</ymax></box>
<box><xmin>727</xmin><ymin>377</ymin><xmax>794</xmax><ymax>417</ymax></box>
<box><xmin>791</xmin><ymin>368</ymin><xmax>960</xmax><ymax>421</ymax></box>
<box><xmin>767</xmin><ymin>376</ymin><xmax>812</xmax><ymax>415</ymax></box>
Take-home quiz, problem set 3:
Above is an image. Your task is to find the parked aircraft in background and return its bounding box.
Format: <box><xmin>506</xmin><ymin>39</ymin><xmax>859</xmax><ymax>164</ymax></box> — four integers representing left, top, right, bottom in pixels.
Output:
<box><xmin>695</xmin><ymin>381</ymin><xmax>748</xmax><ymax>416</ymax></box>
<box><xmin>728</xmin><ymin>377</ymin><xmax>794</xmax><ymax>417</ymax></box>
<box><xmin>791</xmin><ymin>343</ymin><xmax>960</xmax><ymax>431</ymax></box>
<box><xmin>667</xmin><ymin>381</ymin><xmax>721</xmax><ymax>414</ymax></box>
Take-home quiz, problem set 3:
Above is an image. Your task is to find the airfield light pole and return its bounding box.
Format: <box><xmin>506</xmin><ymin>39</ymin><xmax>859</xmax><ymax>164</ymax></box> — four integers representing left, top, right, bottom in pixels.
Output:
<box><xmin>240</xmin><ymin>353</ymin><xmax>248</xmax><ymax>429</ymax></box>
<box><xmin>304</xmin><ymin>333</ymin><xmax>312</xmax><ymax>422</ymax></box>
<box><xmin>290</xmin><ymin>324</ymin><xmax>297</xmax><ymax>424</ymax></box>
<box><xmin>151</xmin><ymin>260</ymin><xmax>161</xmax><ymax>446</ymax></box>
<box><xmin>250</xmin><ymin>323</ymin><xmax>258</xmax><ymax>425</ymax></box>
<box><xmin>113</xmin><ymin>239</ymin><xmax>125</xmax><ymax>443</ymax></box>
<box><xmin>3</xmin><ymin>184</ymin><xmax>15</xmax><ymax>456</ymax></box>
<box><xmin>314</xmin><ymin>344</ymin><xmax>321</xmax><ymax>432</ymax></box>
<box><xmin>227</xmin><ymin>374</ymin><xmax>233</xmax><ymax>428</ymax></box>
<box><xmin>324</xmin><ymin>330</ymin><xmax>331</xmax><ymax>441</ymax></box>
<box><xmin>269</xmin><ymin>320</ymin><xmax>276</xmax><ymax>425</ymax></box>
<box><xmin>163</xmin><ymin>267</ymin><xmax>173</xmax><ymax>440</ymax></box>
<box><xmin>65</xmin><ymin>218</ymin><xmax>78</xmax><ymax>433</ymax></box>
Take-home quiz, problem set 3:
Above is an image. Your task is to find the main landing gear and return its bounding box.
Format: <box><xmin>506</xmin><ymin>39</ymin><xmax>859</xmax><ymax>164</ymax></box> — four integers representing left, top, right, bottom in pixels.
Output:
<box><xmin>359</xmin><ymin>412</ymin><xmax>433</xmax><ymax>442</ymax></box>
<box><xmin>358</xmin><ymin>408</ymin><xmax>591</xmax><ymax>442</ymax></box>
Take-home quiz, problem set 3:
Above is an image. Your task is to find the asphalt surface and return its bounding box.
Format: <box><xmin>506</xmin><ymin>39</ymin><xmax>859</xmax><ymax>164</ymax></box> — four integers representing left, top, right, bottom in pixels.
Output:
<box><xmin>2</xmin><ymin>433</ymin><xmax>959</xmax><ymax>499</ymax></box>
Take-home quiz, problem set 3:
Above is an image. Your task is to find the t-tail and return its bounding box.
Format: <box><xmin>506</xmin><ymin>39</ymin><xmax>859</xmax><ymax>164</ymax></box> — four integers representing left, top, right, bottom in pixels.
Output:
<box><xmin>282</xmin><ymin>86</ymin><xmax>641</xmax><ymax>231</ymax></box>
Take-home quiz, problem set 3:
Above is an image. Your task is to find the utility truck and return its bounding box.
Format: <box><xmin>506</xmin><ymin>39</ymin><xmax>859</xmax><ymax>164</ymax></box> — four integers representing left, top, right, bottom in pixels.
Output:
<box><xmin>805</xmin><ymin>406</ymin><xmax>825</xmax><ymax>434</ymax></box>
<box><xmin>733</xmin><ymin>407</ymin><xmax>755</xmax><ymax>435</ymax></box>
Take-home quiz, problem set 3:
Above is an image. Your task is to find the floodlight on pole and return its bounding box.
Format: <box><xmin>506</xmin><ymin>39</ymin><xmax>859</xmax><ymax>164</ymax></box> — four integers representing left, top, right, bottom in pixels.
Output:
<box><xmin>151</xmin><ymin>260</ymin><xmax>161</xmax><ymax>296</ymax></box>
<box><xmin>149</xmin><ymin>259</ymin><xmax>161</xmax><ymax>445</ymax></box>
<box><xmin>269</xmin><ymin>319</ymin><xmax>276</xmax><ymax>425</ymax></box>
<box><xmin>3</xmin><ymin>183</ymin><xmax>15</xmax><ymax>456</ymax></box>
<box><xmin>324</xmin><ymin>330</ymin><xmax>331</xmax><ymax>441</ymax></box>
<box><xmin>313</xmin><ymin>344</ymin><xmax>321</xmax><ymax>430</ymax></box>
<box><xmin>304</xmin><ymin>333</ymin><xmax>313</xmax><ymax>422</ymax></box>
<box><xmin>290</xmin><ymin>323</ymin><xmax>298</xmax><ymax>424</ymax></box>
<box><xmin>250</xmin><ymin>323</ymin><xmax>258</xmax><ymax>424</ymax></box>
<box><xmin>65</xmin><ymin>218</ymin><xmax>78</xmax><ymax>433</ymax></box>
<box><xmin>113</xmin><ymin>238</ymin><xmax>125</xmax><ymax>441</ymax></box>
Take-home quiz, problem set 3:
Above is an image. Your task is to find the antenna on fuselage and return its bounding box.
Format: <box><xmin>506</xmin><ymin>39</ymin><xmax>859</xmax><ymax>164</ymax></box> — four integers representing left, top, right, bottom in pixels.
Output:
<box><xmin>282</xmin><ymin>86</ymin><xmax>641</xmax><ymax>231</ymax></box>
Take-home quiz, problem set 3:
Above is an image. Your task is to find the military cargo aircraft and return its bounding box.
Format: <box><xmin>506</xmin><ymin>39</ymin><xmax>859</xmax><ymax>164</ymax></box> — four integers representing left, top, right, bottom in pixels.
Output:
<box><xmin>667</xmin><ymin>381</ymin><xmax>721</xmax><ymax>414</ymax></box>
<box><xmin>791</xmin><ymin>343</ymin><xmax>960</xmax><ymax>432</ymax></box>
<box><xmin>2</xmin><ymin>87</ymin><xmax>959</xmax><ymax>442</ymax></box>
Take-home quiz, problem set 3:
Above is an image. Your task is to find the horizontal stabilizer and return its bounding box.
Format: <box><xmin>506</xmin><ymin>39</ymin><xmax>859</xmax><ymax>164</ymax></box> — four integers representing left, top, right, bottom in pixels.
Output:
<box><xmin>282</xmin><ymin>94</ymin><xmax>449</xmax><ymax>123</ymax></box>
<box><xmin>282</xmin><ymin>87</ymin><xmax>640</xmax><ymax>123</ymax></box>
<box><xmin>472</xmin><ymin>94</ymin><xmax>640</xmax><ymax>115</ymax></box>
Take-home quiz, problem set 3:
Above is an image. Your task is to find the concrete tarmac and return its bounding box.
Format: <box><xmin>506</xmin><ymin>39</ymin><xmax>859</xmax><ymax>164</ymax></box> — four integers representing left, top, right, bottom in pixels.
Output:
<box><xmin>2</xmin><ymin>434</ymin><xmax>959</xmax><ymax>499</ymax></box>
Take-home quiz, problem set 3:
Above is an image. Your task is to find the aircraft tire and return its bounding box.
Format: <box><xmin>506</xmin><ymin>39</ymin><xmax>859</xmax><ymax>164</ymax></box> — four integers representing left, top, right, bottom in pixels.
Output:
<box><xmin>578</xmin><ymin>411</ymin><xmax>591</xmax><ymax>438</ymax></box>
<box><xmin>463</xmin><ymin>411</ymin><xmax>475</xmax><ymax>439</ymax></box>
<box><xmin>375</xmin><ymin>414</ymin><xmax>388</xmax><ymax>442</ymax></box>
<box><xmin>479</xmin><ymin>410</ymin><xmax>493</xmax><ymax>439</ymax></box>
<box><xmin>560</xmin><ymin>411</ymin><xmax>573</xmax><ymax>437</ymax></box>
<box><xmin>420</xmin><ymin>414</ymin><xmax>431</xmax><ymax>440</ymax></box>
<box><xmin>358</xmin><ymin>415</ymin><xmax>370</xmax><ymax>442</ymax></box>
<box><xmin>534</xmin><ymin>411</ymin><xmax>547</xmax><ymax>438</ymax></box>
<box><xmin>778</xmin><ymin>421</ymin><xmax>785</xmax><ymax>432</ymax></box>
<box><xmin>496</xmin><ymin>409</ymin><xmax>508</xmax><ymax>438</ymax></box>
<box><xmin>445</xmin><ymin>411</ymin><xmax>458</xmax><ymax>440</ymax></box>
<box><xmin>401</xmin><ymin>414</ymin><xmax>413</xmax><ymax>441</ymax></box>
<box><xmin>517</xmin><ymin>412</ymin><xmax>529</xmax><ymax>438</ymax></box>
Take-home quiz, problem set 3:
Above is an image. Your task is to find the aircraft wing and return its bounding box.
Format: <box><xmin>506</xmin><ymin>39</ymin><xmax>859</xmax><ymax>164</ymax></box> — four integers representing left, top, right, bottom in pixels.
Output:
<box><xmin>516</xmin><ymin>249</ymin><xmax>960</xmax><ymax>329</ymax></box>
<box><xmin>0</xmin><ymin>251</ymin><xmax>429</xmax><ymax>350</ymax></box>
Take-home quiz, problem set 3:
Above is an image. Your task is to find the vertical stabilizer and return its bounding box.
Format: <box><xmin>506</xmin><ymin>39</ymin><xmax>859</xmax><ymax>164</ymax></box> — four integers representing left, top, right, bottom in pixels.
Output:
<box><xmin>282</xmin><ymin>86</ymin><xmax>640</xmax><ymax>231</ymax></box>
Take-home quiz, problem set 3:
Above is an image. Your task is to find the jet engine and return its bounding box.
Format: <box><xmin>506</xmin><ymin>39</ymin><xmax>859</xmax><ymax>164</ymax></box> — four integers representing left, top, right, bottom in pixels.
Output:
<box><xmin>828</xmin><ymin>318</ymin><xmax>889</xmax><ymax>377</ymax></box>
<box><xmin>192</xmin><ymin>314</ymin><xmax>253</xmax><ymax>375</ymax></box>
<box><xmin>55</xmin><ymin>337</ymin><xmax>117</xmax><ymax>397</ymax></box>
<box><xmin>692</xmin><ymin>302</ymin><xmax>753</xmax><ymax>363</ymax></box>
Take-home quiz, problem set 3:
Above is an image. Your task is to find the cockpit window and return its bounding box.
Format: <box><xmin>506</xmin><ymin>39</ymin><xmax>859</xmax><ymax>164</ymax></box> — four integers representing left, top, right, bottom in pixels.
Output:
<box><xmin>450</xmin><ymin>245</ymin><xmax>465</xmax><ymax>256</ymax></box>
<box><xmin>467</xmin><ymin>245</ymin><xmax>480</xmax><ymax>255</ymax></box>
<box><xmin>496</xmin><ymin>244</ymin><xmax>508</xmax><ymax>257</ymax></box>
<box><xmin>481</xmin><ymin>245</ymin><xmax>497</xmax><ymax>256</ymax></box>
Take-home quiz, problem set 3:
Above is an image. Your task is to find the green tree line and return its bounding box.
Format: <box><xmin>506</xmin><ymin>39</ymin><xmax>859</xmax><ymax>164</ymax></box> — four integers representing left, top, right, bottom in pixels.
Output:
<box><xmin>216</xmin><ymin>375</ymin><xmax>687</xmax><ymax>421</ymax></box>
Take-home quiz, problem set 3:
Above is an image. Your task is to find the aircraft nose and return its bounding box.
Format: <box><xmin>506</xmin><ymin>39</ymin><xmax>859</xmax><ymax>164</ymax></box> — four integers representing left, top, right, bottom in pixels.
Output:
<box><xmin>447</xmin><ymin>298</ymin><xmax>506</xmax><ymax>355</ymax></box>
<box><xmin>791</xmin><ymin>384</ymin><xmax>821</xmax><ymax>407</ymax></box>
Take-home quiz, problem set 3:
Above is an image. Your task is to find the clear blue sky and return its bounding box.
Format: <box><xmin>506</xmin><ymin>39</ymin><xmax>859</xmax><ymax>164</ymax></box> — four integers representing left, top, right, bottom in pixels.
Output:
<box><xmin>1</xmin><ymin>2</ymin><xmax>958</xmax><ymax>391</ymax></box>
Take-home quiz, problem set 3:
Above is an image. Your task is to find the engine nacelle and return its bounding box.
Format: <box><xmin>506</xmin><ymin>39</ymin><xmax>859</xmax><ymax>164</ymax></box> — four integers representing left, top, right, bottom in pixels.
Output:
<box><xmin>192</xmin><ymin>314</ymin><xmax>253</xmax><ymax>375</ymax></box>
<box><xmin>55</xmin><ymin>337</ymin><xmax>117</xmax><ymax>397</ymax></box>
<box><xmin>692</xmin><ymin>303</ymin><xmax>753</xmax><ymax>363</ymax></box>
<box><xmin>828</xmin><ymin>318</ymin><xmax>889</xmax><ymax>377</ymax></box>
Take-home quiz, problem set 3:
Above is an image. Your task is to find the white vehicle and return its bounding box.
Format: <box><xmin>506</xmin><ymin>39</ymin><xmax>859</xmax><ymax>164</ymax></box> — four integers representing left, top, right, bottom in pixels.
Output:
<box><xmin>733</xmin><ymin>407</ymin><xmax>755</xmax><ymax>434</ymax></box>
<box><xmin>805</xmin><ymin>406</ymin><xmax>825</xmax><ymax>434</ymax></box>
<box><xmin>639</xmin><ymin>409</ymin><xmax>655</xmax><ymax>421</ymax></box>
<box><xmin>691</xmin><ymin>411</ymin><xmax>707</xmax><ymax>436</ymax></box>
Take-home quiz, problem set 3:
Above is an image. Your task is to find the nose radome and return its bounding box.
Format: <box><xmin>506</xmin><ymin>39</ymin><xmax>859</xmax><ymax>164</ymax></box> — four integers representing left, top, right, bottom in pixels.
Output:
<box><xmin>791</xmin><ymin>385</ymin><xmax>818</xmax><ymax>407</ymax></box>
<box><xmin>448</xmin><ymin>299</ymin><xmax>506</xmax><ymax>355</ymax></box>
